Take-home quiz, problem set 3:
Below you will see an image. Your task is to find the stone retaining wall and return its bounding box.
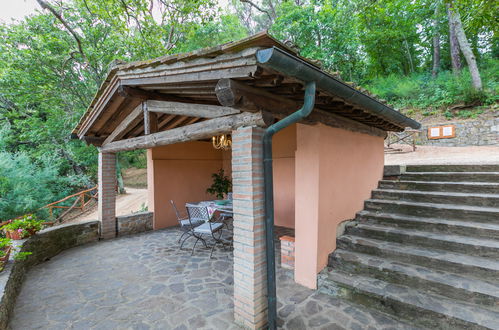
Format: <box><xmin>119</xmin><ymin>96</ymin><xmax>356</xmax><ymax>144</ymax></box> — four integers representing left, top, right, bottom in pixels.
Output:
<box><xmin>0</xmin><ymin>220</ymin><xmax>99</xmax><ymax>329</ymax></box>
<box><xmin>416</xmin><ymin>117</ymin><xmax>499</xmax><ymax>147</ymax></box>
<box><xmin>116</xmin><ymin>212</ymin><xmax>153</xmax><ymax>236</ymax></box>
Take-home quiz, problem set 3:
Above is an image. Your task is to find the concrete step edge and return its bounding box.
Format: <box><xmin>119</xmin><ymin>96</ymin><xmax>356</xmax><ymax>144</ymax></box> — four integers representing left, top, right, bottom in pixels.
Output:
<box><xmin>351</xmin><ymin>223</ymin><xmax>499</xmax><ymax>249</ymax></box>
<box><xmin>373</xmin><ymin>189</ymin><xmax>499</xmax><ymax>199</ymax></box>
<box><xmin>357</xmin><ymin>210</ymin><xmax>499</xmax><ymax>232</ymax></box>
<box><xmin>332</xmin><ymin>249</ymin><xmax>499</xmax><ymax>301</ymax></box>
<box><xmin>338</xmin><ymin>235</ymin><xmax>499</xmax><ymax>273</ymax></box>
<box><xmin>366</xmin><ymin>199</ymin><xmax>499</xmax><ymax>213</ymax></box>
<box><xmin>325</xmin><ymin>271</ymin><xmax>499</xmax><ymax>329</ymax></box>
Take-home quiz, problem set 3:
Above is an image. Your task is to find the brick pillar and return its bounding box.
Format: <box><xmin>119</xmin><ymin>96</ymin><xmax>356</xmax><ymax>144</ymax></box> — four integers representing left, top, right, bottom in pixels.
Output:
<box><xmin>98</xmin><ymin>152</ymin><xmax>116</xmax><ymax>239</ymax></box>
<box><xmin>232</xmin><ymin>126</ymin><xmax>267</xmax><ymax>329</ymax></box>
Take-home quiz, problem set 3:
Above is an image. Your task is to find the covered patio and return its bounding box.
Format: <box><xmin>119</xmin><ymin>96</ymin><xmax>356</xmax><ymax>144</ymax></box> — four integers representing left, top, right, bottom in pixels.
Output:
<box><xmin>10</xmin><ymin>227</ymin><xmax>414</xmax><ymax>329</ymax></box>
<box><xmin>72</xmin><ymin>32</ymin><xmax>419</xmax><ymax>328</ymax></box>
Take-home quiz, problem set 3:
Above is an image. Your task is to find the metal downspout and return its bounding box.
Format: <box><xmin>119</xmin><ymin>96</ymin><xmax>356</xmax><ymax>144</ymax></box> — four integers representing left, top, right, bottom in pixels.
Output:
<box><xmin>263</xmin><ymin>81</ymin><xmax>316</xmax><ymax>330</ymax></box>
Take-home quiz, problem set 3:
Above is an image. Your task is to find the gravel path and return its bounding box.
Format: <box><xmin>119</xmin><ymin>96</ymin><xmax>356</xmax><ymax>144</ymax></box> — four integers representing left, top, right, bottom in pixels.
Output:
<box><xmin>385</xmin><ymin>145</ymin><xmax>499</xmax><ymax>165</ymax></box>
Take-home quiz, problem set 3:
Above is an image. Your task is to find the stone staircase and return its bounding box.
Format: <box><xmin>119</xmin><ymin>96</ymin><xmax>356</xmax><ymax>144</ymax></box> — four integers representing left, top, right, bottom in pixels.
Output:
<box><xmin>319</xmin><ymin>165</ymin><xmax>499</xmax><ymax>329</ymax></box>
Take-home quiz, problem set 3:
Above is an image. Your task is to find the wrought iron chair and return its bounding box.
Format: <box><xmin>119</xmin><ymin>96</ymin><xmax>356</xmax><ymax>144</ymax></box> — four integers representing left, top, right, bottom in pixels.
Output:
<box><xmin>170</xmin><ymin>200</ymin><xmax>203</xmax><ymax>248</ymax></box>
<box><xmin>219</xmin><ymin>193</ymin><xmax>234</xmax><ymax>229</ymax></box>
<box><xmin>186</xmin><ymin>204</ymin><xmax>225</xmax><ymax>258</ymax></box>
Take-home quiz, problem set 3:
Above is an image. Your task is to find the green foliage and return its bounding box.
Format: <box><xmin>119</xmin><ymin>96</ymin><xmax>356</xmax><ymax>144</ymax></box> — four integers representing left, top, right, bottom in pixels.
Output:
<box><xmin>2</xmin><ymin>214</ymin><xmax>45</xmax><ymax>238</ymax></box>
<box><xmin>0</xmin><ymin>149</ymin><xmax>88</xmax><ymax>221</ymax></box>
<box><xmin>0</xmin><ymin>238</ymin><xmax>11</xmax><ymax>258</ymax></box>
<box><xmin>366</xmin><ymin>58</ymin><xmax>498</xmax><ymax>114</ymax></box>
<box><xmin>206</xmin><ymin>169</ymin><xmax>232</xmax><ymax>200</ymax></box>
<box><xmin>271</xmin><ymin>1</ymin><xmax>365</xmax><ymax>81</ymax></box>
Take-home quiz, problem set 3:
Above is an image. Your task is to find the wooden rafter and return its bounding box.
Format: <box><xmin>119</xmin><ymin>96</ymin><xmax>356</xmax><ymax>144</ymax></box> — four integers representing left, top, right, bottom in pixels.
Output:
<box><xmin>103</xmin><ymin>104</ymin><xmax>143</xmax><ymax>145</ymax></box>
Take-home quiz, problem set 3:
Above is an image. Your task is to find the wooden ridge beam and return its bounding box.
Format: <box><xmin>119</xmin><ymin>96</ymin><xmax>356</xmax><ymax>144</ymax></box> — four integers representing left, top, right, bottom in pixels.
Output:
<box><xmin>146</xmin><ymin>100</ymin><xmax>239</xmax><ymax>118</ymax></box>
<box><xmin>215</xmin><ymin>78</ymin><xmax>388</xmax><ymax>138</ymax></box>
<box><xmin>100</xmin><ymin>111</ymin><xmax>273</xmax><ymax>153</ymax></box>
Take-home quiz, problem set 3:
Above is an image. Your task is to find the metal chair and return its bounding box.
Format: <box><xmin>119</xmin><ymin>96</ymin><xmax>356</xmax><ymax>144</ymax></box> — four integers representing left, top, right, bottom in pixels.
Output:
<box><xmin>220</xmin><ymin>193</ymin><xmax>234</xmax><ymax>229</ymax></box>
<box><xmin>186</xmin><ymin>204</ymin><xmax>225</xmax><ymax>258</ymax></box>
<box><xmin>170</xmin><ymin>200</ymin><xmax>203</xmax><ymax>248</ymax></box>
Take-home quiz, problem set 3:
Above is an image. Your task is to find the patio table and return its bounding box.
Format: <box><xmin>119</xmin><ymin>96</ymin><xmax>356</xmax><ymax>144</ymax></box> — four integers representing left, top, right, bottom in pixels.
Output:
<box><xmin>186</xmin><ymin>200</ymin><xmax>233</xmax><ymax>221</ymax></box>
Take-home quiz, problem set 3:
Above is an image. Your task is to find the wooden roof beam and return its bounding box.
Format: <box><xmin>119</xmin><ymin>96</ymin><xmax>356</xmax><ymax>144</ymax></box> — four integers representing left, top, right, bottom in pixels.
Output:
<box><xmin>100</xmin><ymin>111</ymin><xmax>273</xmax><ymax>153</ymax></box>
<box><xmin>146</xmin><ymin>100</ymin><xmax>239</xmax><ymax>118</ymax></box>
<box><xmin>215</xmin><ymin>78</ymin><xmax>388</xmax><ymax>138</ymax></box>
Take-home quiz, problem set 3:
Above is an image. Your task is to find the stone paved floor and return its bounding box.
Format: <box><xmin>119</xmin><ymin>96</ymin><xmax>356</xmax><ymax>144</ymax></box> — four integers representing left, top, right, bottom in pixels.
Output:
<box><xmin>10</xmin><ymin>227</ymin><xmax>416</xmax><ymax>329</ymax></box>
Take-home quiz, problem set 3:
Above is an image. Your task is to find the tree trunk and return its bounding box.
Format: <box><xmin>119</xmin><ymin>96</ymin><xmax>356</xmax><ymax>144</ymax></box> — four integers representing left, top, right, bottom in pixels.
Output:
<box><xmin>403</xmin><ymin>38</ymin><xmax>414</xmax><ymax>74</ymax></box>
<box><xmin>447</xmin><ymin>2</ymin><xmax>483</xmax><ymax>90</ymax></box>
<box><xmin>447</xmin><ymin>4</ymin><xmax>462</xmax><ymax>74</ymax></box>
<box><xmin>432</xmin><ymin>3</ymin><xmax>441</xmax><ymax>77</ymax></box>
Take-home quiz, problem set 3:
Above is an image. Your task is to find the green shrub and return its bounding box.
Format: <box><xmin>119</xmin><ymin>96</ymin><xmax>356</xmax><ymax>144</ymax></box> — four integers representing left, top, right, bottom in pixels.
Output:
<box><xmin>0</xmin><ymin>151</ymin><xmax>89</xmax><ymax>221</ymax></box>
<box><xmin>366</xmin><ymin>59</ymin><xmax>498</xmax><ymax>116</ymax></box>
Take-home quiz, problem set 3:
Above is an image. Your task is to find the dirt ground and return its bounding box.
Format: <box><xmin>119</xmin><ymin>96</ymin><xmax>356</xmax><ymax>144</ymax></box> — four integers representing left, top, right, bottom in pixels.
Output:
<box><xmin>385</xmin><ymin>144</ymin><xmax>499</xmax><ymax>165</ymax></box>
<box><xmin>72</xmin><ymin>187</ymin><xmax>148</xmax><ymax>222</ymax></box>
<box><xmin>122</xmin><ymin>167</ymin><xmax>148</xmax><ymax>188</ymax></box>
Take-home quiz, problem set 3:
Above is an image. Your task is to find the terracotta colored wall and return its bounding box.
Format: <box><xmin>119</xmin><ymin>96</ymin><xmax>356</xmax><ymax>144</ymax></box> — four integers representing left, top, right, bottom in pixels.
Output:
<box><xmin>294</xmin><ymin>123</ymin><xmax>384</xmax><ymax>289</ymax></box>
<box><xmin>147</xmin><ymin>141</ymin><xmax>224</xmax><ymax>229</ymax></box>
<box><xmin>272</xmin><ymin>125</ymin><xmax>297</xmax><ymax>229</ymax></box>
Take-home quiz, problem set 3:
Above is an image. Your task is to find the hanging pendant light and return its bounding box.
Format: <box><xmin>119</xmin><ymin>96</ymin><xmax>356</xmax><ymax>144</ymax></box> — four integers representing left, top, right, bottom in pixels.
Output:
<box><xmin>212</xmin><ymin>134</ymin><xmax>232</xmax><ymax>150</ymax></box>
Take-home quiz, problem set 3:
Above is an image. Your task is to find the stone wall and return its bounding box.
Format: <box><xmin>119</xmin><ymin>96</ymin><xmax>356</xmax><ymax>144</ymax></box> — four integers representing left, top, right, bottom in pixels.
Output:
<box><xmin>116</xmin><ymin>212</ymin><xmax>153</xmax><ymax>236</ymax></box>
<box><xmin>0</xmin><ymin>220</ymin><xmax>99</xmax><ymax>329</ymax></box>
<box><xmin>416</xmin><ymin>117</ymin><xmax>499</xmax><ymax>147</ymax></box>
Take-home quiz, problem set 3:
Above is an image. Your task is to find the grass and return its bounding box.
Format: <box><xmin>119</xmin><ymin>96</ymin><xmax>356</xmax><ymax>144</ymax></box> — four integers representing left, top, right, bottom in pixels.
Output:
<box><xmin>366</xmin><ymin>58</ymin><xmax>498</xmax><ymax>119</ymax></box>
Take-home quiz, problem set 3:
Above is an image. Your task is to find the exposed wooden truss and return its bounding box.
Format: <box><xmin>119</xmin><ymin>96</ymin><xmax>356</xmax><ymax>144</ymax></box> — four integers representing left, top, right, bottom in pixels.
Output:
<box><xmin>100</xmin><ymin>111</ymin><xmax>273</xmax><ymax>153</ymax></box>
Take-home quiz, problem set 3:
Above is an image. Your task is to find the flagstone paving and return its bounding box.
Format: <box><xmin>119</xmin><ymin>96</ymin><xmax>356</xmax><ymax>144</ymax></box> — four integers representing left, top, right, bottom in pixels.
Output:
<box><xmin>10</xmin><ymin>226</ymin><xmax>417</xmax><ymax>329</ymax></box>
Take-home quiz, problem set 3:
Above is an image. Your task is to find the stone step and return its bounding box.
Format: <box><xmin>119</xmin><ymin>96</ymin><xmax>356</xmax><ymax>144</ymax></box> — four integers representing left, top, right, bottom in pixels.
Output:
<box><xmin>336</xmin><ymin>235</ymin><xmax>499</xmax><ymax>283</ymax></box>
<box><xmin>356</xmin><ymin>210</ymin><xmax>499</xmax><ymax>240</ymax></box>
<box><xmin>347</xmin><ymin>222</ymin><xmax>499</xmax><ymax>257</ymax></box>
<box><xmin>320</xmin><ymin>271</ymin><xmax>499</xmax><ymax>329</ymax></box>
<box><xmin>372</xmin><ymin>189</ymin><xmax>499</xmax><ymax>208</ymax></box>
<box><xmin>378</xmin><ymin>180</ymin><xmax>499</xmax><ymax>194</ymax></box>
<box><xmin>406</xmin><ymin>165</ymin><xmax>499</xmax><ymax>173</ymax></box>
<box><xmin>365</xmin><ymin>199</ymin><xmax>499</xmax><ymax>223</ymax></box>
<box><xmin>329</xmin><ymin>250</ymin><xmax>499</xmax><ymax>311</ymax></box>
<box><xmin>401</xmin><ymin>172</ymin><xmax>499</xmax><ymax>183</ymax></box>
<box><xmin>346</xmin><ymin>223</ymin><xmax>499</xmax><ymax>258</ymax></box>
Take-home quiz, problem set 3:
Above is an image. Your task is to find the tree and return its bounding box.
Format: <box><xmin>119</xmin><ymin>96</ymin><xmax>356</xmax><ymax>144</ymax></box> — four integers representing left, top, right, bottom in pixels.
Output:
<box><xmin>447</xmin><ymin>3</ymin><xmax>462</xmax><ymax>73</ymax></box>
<box><xmin>447</xmin><ymin>1</ymin><xmax>483</xmax><ymax>90</ymax></box>
<box><xmin>432</xmin><ymin>1</ymin><xmax>441</xmax><ymax>77</ymax></box>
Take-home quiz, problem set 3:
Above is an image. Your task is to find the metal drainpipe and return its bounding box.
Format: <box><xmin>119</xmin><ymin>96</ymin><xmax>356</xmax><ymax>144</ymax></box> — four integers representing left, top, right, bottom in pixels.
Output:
<box><xmin>263</xmin><ymin>81</ymin><xmax>316</xmax><ymax>330</ymax></box>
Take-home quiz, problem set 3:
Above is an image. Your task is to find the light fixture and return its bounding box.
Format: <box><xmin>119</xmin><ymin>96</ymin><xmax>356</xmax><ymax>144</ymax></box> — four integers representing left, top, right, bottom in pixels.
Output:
<box><xmin>212</xmin><ymin>134</ymin><xmax>232</xmax><ymax>150</ymax></box>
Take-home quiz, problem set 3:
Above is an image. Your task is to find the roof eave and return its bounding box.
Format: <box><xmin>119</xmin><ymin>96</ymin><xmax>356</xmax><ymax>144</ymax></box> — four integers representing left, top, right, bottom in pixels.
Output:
<box><xmin>256</xmin><ymin>47</ymin><xmax>421</xmax><ymax>131</ymax></box>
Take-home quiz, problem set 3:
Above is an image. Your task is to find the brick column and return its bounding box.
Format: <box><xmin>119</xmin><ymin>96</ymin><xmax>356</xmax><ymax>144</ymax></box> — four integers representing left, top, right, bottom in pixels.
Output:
<box><xmin>232</xmin><ymin>126</ymin><xmax>267</xmax><ymax>329</ymax></box>
<box><xmin>98</xmin><ymin>152</ymin><xmax>116</xmax><ymax>239</ymax></box>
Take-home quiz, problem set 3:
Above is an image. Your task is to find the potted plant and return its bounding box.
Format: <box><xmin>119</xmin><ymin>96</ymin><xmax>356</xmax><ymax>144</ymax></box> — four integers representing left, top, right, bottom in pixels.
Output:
<box><xmin>0</xmin><ymin>238</ymin><xmax>12</xmax><ymax>271</ymax></box>
<box><xmin>2</xmin><ymin>214</ymin><xmax>44</xmax><ymax>240</ymax></box>
<box><xmin>206</xmin><ymin>169</ymin><xmax>232</xmax><ymax>200</ymax></box>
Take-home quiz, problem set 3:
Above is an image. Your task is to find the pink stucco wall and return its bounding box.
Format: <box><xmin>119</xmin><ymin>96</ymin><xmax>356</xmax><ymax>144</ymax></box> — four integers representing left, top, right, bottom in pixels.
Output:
<box><xmin>147</xmin><ymin>141</ymin><xmax>225</xmax><ymax>229</ymax></box>
<box><xmin>294</xmin><ymin>123</ymin><xmax>384</xmax><ymax>289</ymax></box>
<box><xmin>272</xmin><ymin>125</ymin><xmax>297</xmax><ymax>229</ymax></box>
